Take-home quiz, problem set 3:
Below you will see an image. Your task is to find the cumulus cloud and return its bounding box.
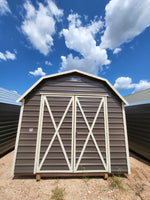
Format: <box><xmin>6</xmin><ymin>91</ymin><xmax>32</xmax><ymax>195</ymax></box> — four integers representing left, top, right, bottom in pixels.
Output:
<box><xmin>134</xmin><ymin>80</ymin><xmax>150</xmax><ymax>93</ymax></box>
<box><xmin>21</xmin><ymin>0</ymin><xmax>63</xmax><ymax>55</ymax></box>
<box><xmin>114</xmin><ymin>76</ymin><xmax>150</xmax><ymax>93</ymax></box>
<box><xmin>60</xmin><ymin>13</ymin><xmax>110</xmax><ymax>75</ymax></box>
<box><xmin>0</xmin><ymin>0</ymin><xmax>11</xmax><ymax>15</ymax></box>
<box><xmin>0</xmin><ymin>50</ymin><xmax>16</xmax><ymax>61</ymax></box>
<box><xmin>59</xmin><ymin>54</ymin><xmax>104</xmax><ymax>75</ymax></box>
<box><xmin>114</xmin><ymin>77</ymin><xmax>134</xmax><ymax>90</ymax></box>
<box><xmin>29</xmin><ymin>67</ymin><xmax>46</xmax><ymax>76</ymax></box>
<box><xmin>101</xmin><ymin>0</ymin><xmax>150</xmax><ymax>49</ymax></box>
<box><xmin>113</xmin><ymin>48</ymin><xmax>122</xmax><ymax>54</ymax></box>
<box><xmin>47</xmin><ymin>0</ymin><xmax>63</xmax><ymax>21</ymax></box>
<box><xmin>45</xmin><ymin>60</ymin><xmax>52</xmax><ymax>66</ymax></box>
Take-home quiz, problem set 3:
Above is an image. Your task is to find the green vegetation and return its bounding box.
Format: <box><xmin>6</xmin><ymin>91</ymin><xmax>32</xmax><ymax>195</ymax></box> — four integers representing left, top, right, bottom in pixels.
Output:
<box><xmin>50</xmin><ymin>186</ymin><xmax>65</xmax><ymax>200</ymax></box>
<box><xmin>108</xmin><ymin>175</ymin><xmax>125</xmax><ymax>191</ymax></box>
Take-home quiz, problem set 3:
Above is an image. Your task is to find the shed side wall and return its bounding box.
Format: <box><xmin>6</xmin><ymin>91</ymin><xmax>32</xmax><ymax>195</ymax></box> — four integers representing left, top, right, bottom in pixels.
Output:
<box><xmin>14</xmin><ymin>74</ymin><xmax>128</xmax><ymax>175</ymax></box>
<box><xmin>126</xmin><ymin>104</ymin><xmax>150</xmax><ymax>160</ymax></box>
<box><xmin>0</xmin><ymin>103</ymin><xmax>20</xmax><ymax>156</ymax></box>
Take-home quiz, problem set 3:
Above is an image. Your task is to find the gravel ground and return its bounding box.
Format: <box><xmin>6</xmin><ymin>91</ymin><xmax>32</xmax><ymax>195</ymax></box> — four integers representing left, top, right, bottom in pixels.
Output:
<box><xmin>0</xmin><ymin>151</ymin><xmax>150</xmax><ymax>200</ymax></box>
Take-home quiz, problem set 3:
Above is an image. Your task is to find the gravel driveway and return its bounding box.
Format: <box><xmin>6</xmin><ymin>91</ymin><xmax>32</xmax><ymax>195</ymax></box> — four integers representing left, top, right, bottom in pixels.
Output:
<box><xmin>0</xmin><ymin>151</ymin><xmax>150</xmax><ymax>200</ymax></box>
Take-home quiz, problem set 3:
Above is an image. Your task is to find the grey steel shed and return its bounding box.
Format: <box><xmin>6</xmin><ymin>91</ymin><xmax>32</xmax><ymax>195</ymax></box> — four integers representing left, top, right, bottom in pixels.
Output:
<box><xmin>12</xmin><ymin>70</ymin><xmax>130</xmax><ymax>178</ymax></box>
<box><xmin>0</xmin><ymin>88</ymin><xmax>20</xmax><ymax>157</ymax></box>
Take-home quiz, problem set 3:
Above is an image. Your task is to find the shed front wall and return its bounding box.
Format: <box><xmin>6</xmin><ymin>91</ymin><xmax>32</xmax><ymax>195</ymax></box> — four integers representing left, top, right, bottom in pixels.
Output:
<box><xmin>14</xmin><ymin>74</ymin><xmax>128</xmax><ymax>175</ymax></box>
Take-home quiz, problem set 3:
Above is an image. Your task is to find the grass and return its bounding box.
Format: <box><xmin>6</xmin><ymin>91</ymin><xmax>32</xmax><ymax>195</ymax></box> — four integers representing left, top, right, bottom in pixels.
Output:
<box><xmin>50</xmin><ymin>186</ymin><xmax>65</xmax><ymax>200</ymax></box>
<box><xmin>108</xmin><ymin>175</ymin><xmax>125</xmax><ymax>191</ymax></box>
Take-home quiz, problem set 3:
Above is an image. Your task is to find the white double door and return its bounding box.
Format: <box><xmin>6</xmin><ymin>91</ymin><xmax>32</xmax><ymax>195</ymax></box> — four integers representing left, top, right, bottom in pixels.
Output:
<box><xmin>35</xmin><ymin>94</ymin><xmax>110</xmax><ymax>173</ymax></box>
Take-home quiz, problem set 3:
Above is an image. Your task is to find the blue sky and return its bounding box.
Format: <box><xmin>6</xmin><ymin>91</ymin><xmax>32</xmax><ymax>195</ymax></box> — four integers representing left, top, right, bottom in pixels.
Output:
<box><xmin>0</xmin><ymin>0</ymin><xmax>150</xmax><ymax>100</ymax></box>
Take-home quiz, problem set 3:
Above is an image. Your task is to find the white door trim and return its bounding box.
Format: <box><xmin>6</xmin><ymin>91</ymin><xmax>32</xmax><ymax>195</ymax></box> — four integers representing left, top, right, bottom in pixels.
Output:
<box><xmin>34</xmin><ymin>95</ymin><xmax>45</xmax><ymax>174</ymax></box>
<box><xmin>36</xmin><ymin>95</ymin><xmax>73</xmax><ymax>173</ymax></box>
<box><xmin>104</xmin><ymin>96</ymin><xmax>111</xmax><ymax>172</ymax></box>
<box><xmin>35</xmin><ymin>94</ymin><xmax>110</xmax><ymax>174</ymax></box>
<box><xmin>74</xmin><ymin>96</ymin><xmax>107</xmax><ymax>172</ymax></box>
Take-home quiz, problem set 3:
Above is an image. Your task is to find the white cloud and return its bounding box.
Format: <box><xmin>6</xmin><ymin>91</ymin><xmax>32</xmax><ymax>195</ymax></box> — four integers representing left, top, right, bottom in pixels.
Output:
<box><xmin>29</xmin><ymin>67</ymin><xmax>46</xmax><ymax>76</ymax></box>
<box><xmin>47</xmin><ymin>0</ymin><xmax>63</xmax><ymax>21</ymax></box>
<box><xmin>0</xmin><ymin>50</ymin><xmax>16</xmax><ymax>61</ymax></box>
<box><xmin>113</xmin><ymin>48</ymin><xmax>122</xmax><ymax>54</ymax></box>
<box><xmin>114</xmin><ymin>76</ymin><xmax>150</xmax><ymax>93</ymax></box>
<box><xmin>45</xmin><ymin>60</ymin><xmax>52</xmax><ymax>66</ymax></box>
<box><xmin>60</xmin><ymin>13</ymin><xmax>110</xmax><ymax>75</ymax></box>
<box><xmin>0</xmin><ymin>0</ymin><xmax>11</xmax><ymax>15</ymax></box>
<box><xmin>0</xmin><ymin>52</ymin><xmax>6</xmax><ymax>60</ymax></box>
<box><xmin>21</xmin><ymin>0</ymin><xmax>63</xmax><ymax>55</ymax></box>
<box><xmin>60</xmin><ymin>54</ymin><xmax>103</xmax><ymax>75</ymax></box>
<box><xmin>101</xmin><ymin>0</ymin><xmax>150</xmax><ymax>49</ymax></box>
<box><xmin>134</xmin><ymin>80</ymin><xmax>150</xmax><ymax>93</ymax></box>
<box><xmin>114</xmin><ymin>77</ymin><xmax>134</xmax><ymax>90</ymax></box>
<box><xmin>5</xmin><ymin>51</ymin><xmax>16</xmax><ymax>60</ymax></box>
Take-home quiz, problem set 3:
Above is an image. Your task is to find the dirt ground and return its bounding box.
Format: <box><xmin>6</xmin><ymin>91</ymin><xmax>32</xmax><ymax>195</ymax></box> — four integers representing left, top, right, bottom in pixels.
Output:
<box><xmin>0</xmin><ymin>151</ymin><xmax>150</xmax><ymax>200</ymax></box>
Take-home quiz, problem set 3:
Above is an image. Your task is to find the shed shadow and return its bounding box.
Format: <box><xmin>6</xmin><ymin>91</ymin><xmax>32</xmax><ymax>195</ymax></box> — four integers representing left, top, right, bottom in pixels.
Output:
<box><xmin>130</xmin><ymin>151</ymin><xmax>150</xmax><ymax>166</ymax></box>
<box><xmin>0</xmin><ymin>148</ymin><xmax>14</xmax><ymax>158</ymax></box>
<box><xmin>13</xmin><ymin>175</ymin><xmax>35</xmax><ymax>180</ymax></box>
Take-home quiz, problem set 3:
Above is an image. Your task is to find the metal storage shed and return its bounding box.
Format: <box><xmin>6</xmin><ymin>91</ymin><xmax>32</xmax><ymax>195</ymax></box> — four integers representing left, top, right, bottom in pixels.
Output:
<box><xmin>0</xmin><ymin>88</ymin><xmax>20</xmax><ymax>157</ymax></box>
<box><xmin>125</xmin><ymin>89</ymin><xmax>150</xmax><ymax>160</ymax></box>
<box><xmin>12</xmin><ymin>70</ymin><xmax>130</xmax><ymax>178</ymax></box>
<box><xmin>0</xmin><ymin>103</ymin><xmax>20</xmax><ymax>156</ymax></box>
<box><xmin>125</xmin><ymin>104</ymin><xmax>150</xmax><ymax>160</ymax></box>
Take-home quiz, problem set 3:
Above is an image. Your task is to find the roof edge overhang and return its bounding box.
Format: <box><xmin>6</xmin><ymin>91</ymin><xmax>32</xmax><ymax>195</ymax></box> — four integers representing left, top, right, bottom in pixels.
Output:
<box><xmin>17</xmin><ymin>69</ymin><xmax>128</xmax><ymax>105</ymax></box>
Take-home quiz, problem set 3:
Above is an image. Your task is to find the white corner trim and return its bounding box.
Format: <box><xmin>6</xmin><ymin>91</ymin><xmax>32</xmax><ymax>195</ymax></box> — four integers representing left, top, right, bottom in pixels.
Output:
<box><xmin>17</xmin><ymin>69</ymin><xmax>128</xmax><ymax>105</ymax></box>
<box><xmin>122</xmin><ymin>102</ymin><xmax>131</xmax><ymax>174</ymax></box>
<box><xmin>12</xmin><ymin>99</ymin><xmax>25</xmax><ymax>176</ymax></box>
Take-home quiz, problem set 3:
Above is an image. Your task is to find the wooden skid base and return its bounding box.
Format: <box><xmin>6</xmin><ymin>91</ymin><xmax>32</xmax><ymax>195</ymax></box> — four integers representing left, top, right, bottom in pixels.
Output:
<box><xmin>104</xmin><ymin>173</ymin><xmax>108</xmax><ymax>180</ymax></box>
<box><xmin>34</xmin><ymin>172</ymin><xmax>109</xmax><ymax>179</ymax></box>
<box><xmin>36</xmin><ymin>174</ymin><xmax>41</xmax><ymax>181</ymax></box>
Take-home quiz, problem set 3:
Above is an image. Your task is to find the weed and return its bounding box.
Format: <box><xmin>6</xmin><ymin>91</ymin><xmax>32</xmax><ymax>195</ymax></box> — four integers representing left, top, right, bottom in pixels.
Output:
<box><xmin>50</xmin><ymin>186</ymin><xmax>65</xmax><ymax>200</ymax></box>
<box><xmin>134</xmin><ymin>183</ymin><xmax>145</xmax><ymax>200</ymax></box>
<box><xmin>108</xmin><ymin>175</ymin><xmax>125</xmax><ymax>191</ymax></box>
<box><xmin>82</xmin><ymin>173</ymin><xmax>90</xmax><ymax>184</ymax></box>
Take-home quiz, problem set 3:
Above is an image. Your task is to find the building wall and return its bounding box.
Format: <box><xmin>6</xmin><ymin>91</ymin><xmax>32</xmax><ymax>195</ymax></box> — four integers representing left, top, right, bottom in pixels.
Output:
<box><xmin>0</xmin><ymin>103</ymin><xmax>20</xmax><ymax>156</ymax></box>
<box><xmin>126</xmin><ymin>104</ymin><xmax>150</xmax><ymax>160</ymax></box>
<box><xmin>14</xmin><ymin>73</ymin><xmax>128</xmax><ymax>175</ymax></box>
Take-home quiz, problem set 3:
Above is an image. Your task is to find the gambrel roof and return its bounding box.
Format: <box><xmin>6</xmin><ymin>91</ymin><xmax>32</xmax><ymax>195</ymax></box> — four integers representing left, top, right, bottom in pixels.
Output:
<box><xmin>17</xmin><ymin>69</ymin><xmax>128</xmax><ymax>104</ymax></box>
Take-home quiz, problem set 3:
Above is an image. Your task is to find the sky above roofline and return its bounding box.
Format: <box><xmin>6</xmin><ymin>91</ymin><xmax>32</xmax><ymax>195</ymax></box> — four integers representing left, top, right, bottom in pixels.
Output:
<box><xmin>0</xmin><ymin>0</ymin><xmax>150</xmax><ymax>100</ymax></box>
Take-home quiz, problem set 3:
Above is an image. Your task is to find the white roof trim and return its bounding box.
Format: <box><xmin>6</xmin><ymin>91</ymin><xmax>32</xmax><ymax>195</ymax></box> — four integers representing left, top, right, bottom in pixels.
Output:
<box><xmin>17</xmin><ymin>69</ymin><xmax>128</xmax><ymax>104</ymax></box>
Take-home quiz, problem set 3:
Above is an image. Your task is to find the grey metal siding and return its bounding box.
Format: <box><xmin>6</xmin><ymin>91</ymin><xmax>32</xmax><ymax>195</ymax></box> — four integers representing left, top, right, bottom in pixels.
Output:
<box><xmin>125</xmin><ymin>104</ymin><xmax>150</xmax><ymax>160</ymax></box>
<box><xmin>14</xmin><ymin>74</ymin><xmax>128</xmax><ymax>175</ymax></box>
<box><xmin>0</xmin><ymin>103</ymin><xmax>20</xmax><ymax>156</ymax></box>
<box><xmin>124</xmin><ymin>88</ymin><xmax>150</xmax><ymax>105</ymax></box>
